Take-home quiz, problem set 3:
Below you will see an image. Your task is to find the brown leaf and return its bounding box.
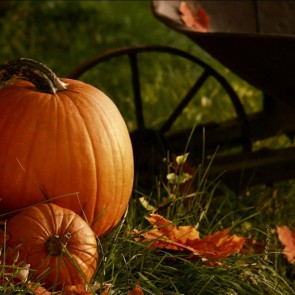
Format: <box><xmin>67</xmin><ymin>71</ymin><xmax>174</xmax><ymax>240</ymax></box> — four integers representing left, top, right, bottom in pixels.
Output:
<box><xmin>276</xmin><ymin>225</ymin><xmax>295</xmax><ymax>264</ymax></box>
<box><xmin>146</xmin><ymin>214</ymin><xmax>200</xmax><ymax>242</ymax></box>
<box><xmin>133</xmin><ymin>214</ymin><xmax>245</xmax><ymax>261</ymax></box>
<box><xmin>138</xmin><ymin>214</ymin><xmax>200</xmax><ymax>254</ymax></box>
<box><xmin>179</xmin><ymin>1</ymin><xmax>210</xmax><ymax>32</ymax></box>
<box><xmin>187</xmin><ymin>230</ymin><xmax>245</xmax><ymax>259</ymax></box>
<box><xmin>62</xmin><ymin>284</ymin><xmax>92</xmax><ymax>295</ymax></box>
<box><xmin>15</xmin><ymin>263</ymin><xmax>30</xmax><ymax>283</ymax></box>
<box><xmin>128</xmin><ymin>283</ymin><xmax>145</xmax><ymax>295</ymax></box>
<box><xmin>26</xmin><ymin>282</ymin><xmax>52</xmax><ymax>295</ymax></box>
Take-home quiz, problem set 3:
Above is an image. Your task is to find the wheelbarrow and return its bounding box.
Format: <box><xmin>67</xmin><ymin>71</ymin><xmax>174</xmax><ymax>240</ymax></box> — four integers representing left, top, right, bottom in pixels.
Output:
<box><xmin>68</xmin><ymin>1</ymin><xmax>295</xmax><ymax>190</ymax></box>
<box><xmin>151</xmin><ymin>0</ymin><xmax>295</xmax><ymax>190</ymax></box>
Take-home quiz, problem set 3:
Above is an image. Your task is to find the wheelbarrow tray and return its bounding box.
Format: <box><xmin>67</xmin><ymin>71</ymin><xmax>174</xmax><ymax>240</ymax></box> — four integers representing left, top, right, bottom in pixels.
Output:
<box><xmin>152</xmin><ymin>0</ymin><xmax>295</xmax><ymax>107</ymax></box>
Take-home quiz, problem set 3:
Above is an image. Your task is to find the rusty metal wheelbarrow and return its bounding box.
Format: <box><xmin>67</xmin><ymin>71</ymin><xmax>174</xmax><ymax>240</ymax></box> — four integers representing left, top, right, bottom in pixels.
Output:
<box><xmin>152</xmin><ymin>0</ymin><xmax>295</xmax><ymax>190</ymax></box>
<box><xmin>68</xmin><ymin>1</ymin><xmax>295</xmax><ymax>190</ymax></box>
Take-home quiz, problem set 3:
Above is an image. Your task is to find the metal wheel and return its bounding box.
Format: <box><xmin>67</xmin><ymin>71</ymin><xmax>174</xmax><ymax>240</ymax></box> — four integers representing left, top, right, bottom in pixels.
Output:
<box><xmin>68</xmin><ymin>45</ymin><xmax>250</xmax><ymax>184</ymax></box>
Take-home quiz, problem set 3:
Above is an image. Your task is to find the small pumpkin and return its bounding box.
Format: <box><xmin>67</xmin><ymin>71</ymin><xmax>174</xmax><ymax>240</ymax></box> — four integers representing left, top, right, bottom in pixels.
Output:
<box><xmin>0</xmin><ymin>58</ymin><xmax>134</xmax><ymax>236</ymax></box>
<box><xmin>6</xmin><ymin>203</ymin><xmax>98</xmax><ymax>290</ymax></box>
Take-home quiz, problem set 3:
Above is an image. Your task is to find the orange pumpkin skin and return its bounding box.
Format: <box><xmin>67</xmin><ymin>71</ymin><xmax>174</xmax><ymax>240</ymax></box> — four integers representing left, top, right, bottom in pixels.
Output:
<box><xmin>6</xmin><ymin>203</ymin><xmax>98</xmax><ymax>290</ymax></box>
<box><xmin>0</xmin><ymin>78</ymin><xmax>134</xmax><ymax>236</ymax></box>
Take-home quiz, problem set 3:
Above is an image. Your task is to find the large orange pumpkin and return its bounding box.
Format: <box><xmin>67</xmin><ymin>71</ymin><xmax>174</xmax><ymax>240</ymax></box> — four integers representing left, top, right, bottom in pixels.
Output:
<box><xmin>0</xmin><ymin>58</ymin><xmax>134</xmax><ymax>236</ymax></box>
<box><xmin>6</xmin><ymin>203</ymin><xmax>98</xmax><ymax>290</ymax></box>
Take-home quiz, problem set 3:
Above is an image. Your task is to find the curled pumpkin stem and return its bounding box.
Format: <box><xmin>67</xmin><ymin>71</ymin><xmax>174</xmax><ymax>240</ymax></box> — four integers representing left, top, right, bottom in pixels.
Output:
<box><xmin>0</xmin><ymin>58</ymin><xmax>67</xmax><ymax>94</ymax></box>
<box><xmin>46</xmin><ymin>232</ymin><xmax>72</xmax><ymax>256</ymax></box>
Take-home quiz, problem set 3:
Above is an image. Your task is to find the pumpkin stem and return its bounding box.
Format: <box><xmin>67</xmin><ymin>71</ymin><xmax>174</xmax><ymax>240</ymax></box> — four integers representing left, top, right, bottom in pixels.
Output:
<box><xmin>0</xmin><ymin>58</ymin><xmax>67</xmax><ymax>94</ymax></box>
<box><xmin>46</xmin><ymin>232</ymin><xmax>72</xmax><ymax>256</ymax></box>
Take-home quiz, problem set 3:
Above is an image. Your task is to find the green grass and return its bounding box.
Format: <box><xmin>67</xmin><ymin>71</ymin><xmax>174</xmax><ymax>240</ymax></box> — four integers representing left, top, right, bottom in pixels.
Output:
<box><xmin>0</xmin><ymin>1</ymin><xmax>295</xmax><ymax>294</ymax></box>
<box><xmin>96</xmin><ymin>163</ymin><xmax>295</xmax><ymax>294</ymax></box>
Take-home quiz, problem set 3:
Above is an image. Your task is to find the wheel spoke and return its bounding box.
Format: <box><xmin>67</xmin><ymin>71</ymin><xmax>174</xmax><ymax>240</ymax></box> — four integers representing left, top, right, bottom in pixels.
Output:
<box><xmin>160</xmin><ymin>70</ymin><xmax>210</xmax><ymax>135</ymax></box>
<box><xmin>128</xmin><ymin>52</ymin><xmax>145</xmax><ymax>130</ymax></box>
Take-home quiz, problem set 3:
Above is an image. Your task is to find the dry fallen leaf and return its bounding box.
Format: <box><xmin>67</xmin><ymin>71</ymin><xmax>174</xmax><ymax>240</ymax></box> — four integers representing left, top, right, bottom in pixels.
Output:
<box><xmin>26</xmin><ymin>282</ymin><xmax>52</xmax><ymax>295</ymax></box>
<box><xmin>187</xmin><ymin>229</ymin><xmax>245</xmax><ymax>260</ymax></box>
<box><xmin>276</xmin><ymin>225</ymin><xmax>295</xmax><ymax>264</ymax></box>
<box><xmin>146</xmin><ymin>214</ymin><xmax>200</xmax><ymax>243</ymax></box>
<box><xmin>132</xmin><ymin>214</ymin><xmax>244</xmax><ymax>261</ymax></box>
<box><xmin>15</xmin><ymin>263</ymin><xmax>30</xmax><ymax>283</ymax></box>
<box><xmin>179</xmin><ymin>1</ymin><xmax>210</xmax><ymax>32</ymax></box>
<box><xmin>62</xmin><ymin>284</ymin><xmax>93</xmax><ymax>295</ymax></box>
<box><xmin>134</xmin><ymin>214</ymin><xmax>200</xmax><ymax>254</ymax></box>
<box><xmin>128</xmin><ymin>283</ymin><xmax>145</xmax><ymax>295</ymax></box>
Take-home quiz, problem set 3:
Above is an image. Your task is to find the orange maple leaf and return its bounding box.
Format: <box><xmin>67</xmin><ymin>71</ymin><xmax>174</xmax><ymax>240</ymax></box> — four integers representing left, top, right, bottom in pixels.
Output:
<box><xmin>132</xmin><ymin>214</ymin><xmax>244</xmax><ymax>261</ymax></box>
<box><xmin>128</xmin><ymin>283</ymin><xmax>145</xmax><ymax>295</ymax></box>
<box><xmin>134</xmin><ymin>214</ymin><xmax>200</xmax><ymax>254</ymax></box>
<box><xmin>187</xmin><ymin>230</ymin><xmax>245</xmax><ymax>259</ymax></box>
<box><xmin>276</xmin><ymin>225</ymin><xmax>295</xmax><ymax>264</ymax></box>
<box><xmin>179</xmin><ymin>1</ymin><xmax>210</xmax><ymax>32</ymax></box>
<box><xmin>146</xmin><ymin>214</ymin><xmax>200</xmax><ymax>242</ymax></box>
